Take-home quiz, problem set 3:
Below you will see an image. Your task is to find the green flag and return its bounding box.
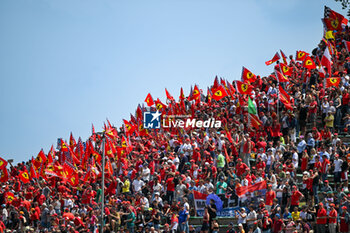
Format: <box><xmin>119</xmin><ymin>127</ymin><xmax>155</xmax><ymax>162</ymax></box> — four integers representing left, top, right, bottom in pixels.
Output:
<box><xmin>248</xmin><ymin>97</ymin><xmax>257</xmax><ymax>115</ymax></box>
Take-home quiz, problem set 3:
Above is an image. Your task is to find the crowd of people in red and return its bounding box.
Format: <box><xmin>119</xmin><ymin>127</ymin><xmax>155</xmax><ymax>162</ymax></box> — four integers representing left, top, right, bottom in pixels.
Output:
<box><xmin>0</xmin><ymin>6</ymin><xmax>350</xmax><ymax>233</ymax></box>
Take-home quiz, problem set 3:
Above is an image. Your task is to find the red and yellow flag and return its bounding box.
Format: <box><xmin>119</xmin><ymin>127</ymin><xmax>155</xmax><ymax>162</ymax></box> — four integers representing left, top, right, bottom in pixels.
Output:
<box><xmin>165</xmin><ymin>88</ymin><xmax>174</xmax><ymax>101</ymax></box>
<box><xmin>236</xmin><ymin>81</ymin><xmax>253</xmax><ymax>95</ymax></box>
<box><xmin>279</xmin><ymin>63</ymin><xmax>292</xmax><ymax>76</ymax></box>
<box><xmin>19</xmin><ymin>171</ymin><xmax>30</xmax><ymax>184</ymax></box>
<box><xmin>296</xmin><ymin>51</ymin><xmax>309</xmax><ymax>61</ymax></box>
<box><xmin>154</xmin><ymin>98</ymin><xmax>166</xmax><ymax>111</ymax></box>
<box><xmin>279</xmin><ymin>86</ymin><xmax>293</xmax><ymax>110</ymax></box>
<box><xmin>0</xmin><ymin>157</ymin><xmax>8</xmax><ymax>170</ymax></box>
<box><xmin>211</xmin><ymin>85</ymin><xmax>228</xmax><ymax>101</ymax></box>
<box><xmin>241</xmin><ymin>67</ymin><xmax>256</xmax><ymax>83</ymax></box>
<box><xmin>326</xmin><ymin>77</ymin><xmax>341</xmax><ymax>88</ymax></box>
<box><xmin>303</xmin><ymin>56</ymin><xmax>316</xmax><ymax>70</ymax></box>
<box><xmin>145</xmin><ymin>93</ymin><xmax>154</xmax><ymax>107</ymax></box>
<box><xmin>265</xmin><ymin>52</ymin><xmax>280</xmax><ymax>65</ymax></box>
<box><xmin>275</xmin><ymin>70</ymin><xmax>289</xmax><ymax>83</ymax></box>
<box><xmin>6</xmin><ymin>192</ymin><xmax>15</xmax><ymax>203</ymax></box>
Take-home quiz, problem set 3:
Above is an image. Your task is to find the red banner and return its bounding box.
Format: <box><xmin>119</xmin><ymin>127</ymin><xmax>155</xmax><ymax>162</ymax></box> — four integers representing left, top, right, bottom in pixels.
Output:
<box><xmin>236</xmin><ymin>180</ymin><xmax>267</xmax><ymax>197</ymax></box>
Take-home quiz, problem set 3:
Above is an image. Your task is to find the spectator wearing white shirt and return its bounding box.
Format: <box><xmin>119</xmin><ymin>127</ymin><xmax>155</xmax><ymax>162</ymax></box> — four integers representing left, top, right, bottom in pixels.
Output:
<box><xmin>333</xmin><ymin>154</ymin><xmax>343</xmax><ymax>187</ymax></box>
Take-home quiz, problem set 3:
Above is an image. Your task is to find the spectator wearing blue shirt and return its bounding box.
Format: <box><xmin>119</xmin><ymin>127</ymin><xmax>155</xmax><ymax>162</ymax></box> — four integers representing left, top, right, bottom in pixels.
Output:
<box><xmin>297</xmin><ymin>135</ymin><xmax>307</xmax><ymax>154</ymax></box>
<box><xmin>178</xmin><ymin>206</ymin><xmax>189</xmax><ymax>233</ymax></box>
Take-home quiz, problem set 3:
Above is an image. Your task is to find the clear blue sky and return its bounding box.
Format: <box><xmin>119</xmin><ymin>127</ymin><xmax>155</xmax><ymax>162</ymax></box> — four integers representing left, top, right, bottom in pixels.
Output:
<box><xmin>0</xmin><ymin>0</ymin><xmax>346</xmax><ymax>163</ymax></box>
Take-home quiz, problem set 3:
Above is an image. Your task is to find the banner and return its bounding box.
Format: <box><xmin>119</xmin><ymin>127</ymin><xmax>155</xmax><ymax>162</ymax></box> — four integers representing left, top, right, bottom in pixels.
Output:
<box><xmin>235</xmin><ymin>180</ymin><xmax>267</xmax><ymax>197</ymax></box>
<box><xmin>193</xmin><ymin>191</ymin><xmax>239</xmax><ymax>217</ymax></box>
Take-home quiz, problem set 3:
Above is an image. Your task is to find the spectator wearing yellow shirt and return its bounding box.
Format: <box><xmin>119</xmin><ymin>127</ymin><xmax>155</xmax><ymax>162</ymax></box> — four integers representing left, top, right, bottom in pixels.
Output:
<box><xmin>291</xmin><ymin>206</ymin><xmax>300</xmax><ymax>221</ymax></box>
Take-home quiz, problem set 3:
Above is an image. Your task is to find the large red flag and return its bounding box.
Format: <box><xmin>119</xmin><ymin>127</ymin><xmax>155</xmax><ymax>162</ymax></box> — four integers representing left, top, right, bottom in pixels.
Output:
<box><xmin>0</xmin><ymin>168</ymin><xmax>8</xmax><ymax>183</ymax></box>
<box><xmin>241</xmin><ymin>67</ymin><xmax>257</xmax><ymax>83</ymax></box>
<box><xmin>179</xmin><ymin>87</ymin><xmax>185</xmax><ymax>101</ymax></box>
<box><xmin>69</xmin><ymin>132</ymin><xmax>76</xmax><ymax>150</ymax></box>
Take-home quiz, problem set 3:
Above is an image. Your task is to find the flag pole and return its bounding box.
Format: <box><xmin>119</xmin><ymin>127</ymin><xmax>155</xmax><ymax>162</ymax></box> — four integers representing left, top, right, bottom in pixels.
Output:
<box><xmin>100</xmin><ymin>136</ymin><xmax>106</xmax><ymax>233</ymax></box>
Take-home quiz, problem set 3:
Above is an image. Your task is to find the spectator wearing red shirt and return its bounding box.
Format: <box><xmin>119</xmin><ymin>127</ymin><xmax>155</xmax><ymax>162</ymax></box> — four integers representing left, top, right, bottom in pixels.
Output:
<box><xmin>265</xmin><ymin>184</ymin><xmax>276</xmax><ymax>212</ymax></box>
<box><xmin>316</xmin><ymin>203</ymin><xmax>327</xmax><ymax>233</ymax></box>
<box><xmin>272</xmin><ymin>214</ymin><xmax>284</xmax><ymax>233</ymax></box>
<box><xmin>328</xmin><ymin>204</ymin><xmax>337</xmax><ymax>233</ymax></box>
<box><xmin>235</xmin><ymin>159</ymin><xmax>248</xmax><ymax>178</ymax></box>
<box><xmin>166</xmin><ymin>173</ymin><xmax>175</xmax><ymax>203</ymax></box>
<box><xmin>290</xmin><ymin>186</ymin><xmax>303</xmax><ymax>212</ymax></box>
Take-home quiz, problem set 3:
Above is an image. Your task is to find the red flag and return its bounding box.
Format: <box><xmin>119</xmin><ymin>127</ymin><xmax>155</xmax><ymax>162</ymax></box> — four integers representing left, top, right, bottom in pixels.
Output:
<box><xmin>123</xmin><ymin>119</ymin><xmax>136</xmax><ymax>136</ymax></box>
<box><xmin>0</xmin><ymin>168</ymin><xmax>8</xmax><ymax>183</ymax></box>
<box><xmin>236</xmin><ymin>81</ymin><xmax>253</xmax><ymax>95</ymax></box>
<box><xmin>227</xmin><ymin>81</ymin><xmax>236</xmax><ymax>98</ymax></box>
<box><xmin>279</xmin><ymin>86</ymin><xmax>293</xmax><ymax>110</ymax></box>
<box><xmin>145</xmin><ymin>93</ymin><xmax>154</xmax><ymax>106</ymax></box>
<box><xmin>207</xmin><ymin>88</ymin><xmax>212</xmax><ymax>105</ymax></box>
<box><xmin>68</xmin><ymin>171</ymin><xmax>79</xmax><ymax>187</ymax></box>
<box><xmin>326</xmin><ymin>77</ymin><xmax>341</xmax><ymax>88</ymax></box>
<box><xmin>30</xmin><ymin>163</ymin><xmax>38</xmax><ymax>180</ymax></box>
<box><xmin>249</xmin><ymin>113</ymin><xmax>262</xmax><ymax>129</ymax></box>
<box><xmin>324</xmin><ymin>6</ymin><xmax>348</xmax><ymax>25</ymax></box>
<box><xmin>225</xmin><ymin>129</ymin><xmax>233</xmax><ymax>144</ymax></box>
<box><xmin>303</xmin><ymin>56</ymin><xmax>316</xmax><ymax>69</ymax></box>
<box><xmin>191</xmin><ymin>85</ymin><xmax>201</xmax><ymax>100</ymax></box>
<box><xmin>6</xmin><ymin>192</ymin><xmax>15</xmax><ymax>203</ymax></box>
<box><xmin>47</xmin><ymin>145</ymin><xmax>54</xmax><ymax>164</ymax></box>
<box><xmin>280</xmin><ymin>49</ymin><xmax>288</xmax><ymax>64</ymax></box>
<box><xmin>279</xmin><ymin>63</ymin><xmax>292</xmax><ymax>76</ymax></box>
<box><xmin>154</xmin><ymin>98</ymin><xmax>166</xmax><ymax>111</ymax></box>
<box><xmin>236</xmin><ymin>180</ymin><xmax>267</xmax><ymax>197</ymax></box>
<box><xmin>265</xmin><ymin>52</ymin><xmax>280</xmax><ymax>65</ymax></box>
<box><xmin>165</xmin><ymin>88</ymin><xmax>174</xmax><ymax>101</ymax></box>
<box><xmin>241</xmin><ymin>67</ymin><xmax>257</xmax><ymax>83</ymax></box>
<box><xmin>179</xmin><ymin>87</ymin><xmax>185</xmax><ymax>100</ymax></box>
<box><xmin>213</xmin><ymin>76</ymin><xmax>219</xmax><ymax>90</ymax></box>
<box><xmin>274</xmin><ymin>70</ymin><xmax>289</xmax><ymax>83</ymax></box>
<box><xmin>34</xmin><ymin>149</ymin><xmax>46</xmax><ymax>168</ymax></box>
<box><xmin>69</xmin><ymin>132</ymin><xmax>76</xmax><ymax>150</ymax></box>
<box><xmin>0</xmin><ymin>157</ymin><xmax>8</xmax><ymax>170</ymax></box>
<box><xmin>296</xmin><ymin>51</ymin><xmax>309</xmax><ymax>61</ymax></box>
<box><xmin>323</xmin><ymin>17</ymin><xmax>343</xmax><ymax>31</ymax></box>
<box><xmin>19</xmin><ymin>171</ymin><xmax>30</xmax><ymax>184</ymax></box>
<box><xmin>211</xmin><ymin>85</ymin><xmax>228</xmax><ymax>101</ymax></box>
<box><xmin>321</xmin><ymin>47</ymin><xmax>332</xmax><ymax>76</ymax></box>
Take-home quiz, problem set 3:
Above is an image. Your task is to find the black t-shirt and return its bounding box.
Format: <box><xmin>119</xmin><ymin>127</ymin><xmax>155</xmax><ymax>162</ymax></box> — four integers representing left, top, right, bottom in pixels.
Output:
<box><xmin>208</xmin><ymin>203</ymin><xmax>217</xmax><ymax>219</ymax></box>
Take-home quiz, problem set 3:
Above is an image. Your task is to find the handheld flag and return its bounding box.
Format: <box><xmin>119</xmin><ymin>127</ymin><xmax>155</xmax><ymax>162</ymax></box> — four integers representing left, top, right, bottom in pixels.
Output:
<box><xmin>279</xmin><ymin>86</ymin><xmax>293</xmax><ymax>110</ymax></box>
<box><xmin>321</xmin><ymin>47</ymin><xmax>332</xmax><ymax>76</ymax></box>
<box><xmin>19</xmin><ymin>171</ymin><xmax>30</xmax><ymax>184</ymax></box>
<box><xmin>241</xmin><ymin>67</ymin><xmax>257</xmax><ymax>83</ymax></box>
<box><xmin>249</xmin><ymin>113</ymin><xmax>262</xmax><ymax>129</ymax></box>
<box><xmin>211</xmin><ymin>85</ymin><xmax>228</xmax><ymax>101</ymax></box>
<box><xmin>165</xmin><ymin>88</ymin><xmax>174</xmax><ymax>101</ymax></box>
<box><xmin>275</xmin><ymin>70</ymin><xmax>289</xmax><ymax>83</ymax></box>
<box><xmin>145</xmin><ymin>93</ymin><xmax>154</xmax><ymax>107</ymax></box>
<box><xmin>296</xmin><ymin>51</ymin><xmax>309</xmax><ymax>61</ymax></box>
<box><xmin>280</xmin><ymin>49</ymin><xmax>288</xmax><ymax>64</ymax></box>
<box><xmin>326</xmin><ymin>77</ymin><xmax>341</xmax><ymax>88</ymax></box>
<box><xmin>0</xmin><ymin>157</ymin><xmax>8</xmax><ymax>170</ymax></box>
<box><xmin>265</xmin><ymin>52</ymin><xmax>280</xmax><ymax>65</ymax></box>
<box><xmin>236</xmin><ymin>81</ymin><xmax>253</xmax><ymax>95</ymax></box>
<box><xmin>303</xmin><ymin>56</ymin><xmax>316</xmax><ymax>70</ymax></box>
<box><xmin>279</xmin><ymin>63</ymin><xmax>292</xmax><ymax>76</ymax></box>
<box><xmin>248</xmin><ymin>97</ymin><xmax>257</xmax><ymax>115</ymax></box>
